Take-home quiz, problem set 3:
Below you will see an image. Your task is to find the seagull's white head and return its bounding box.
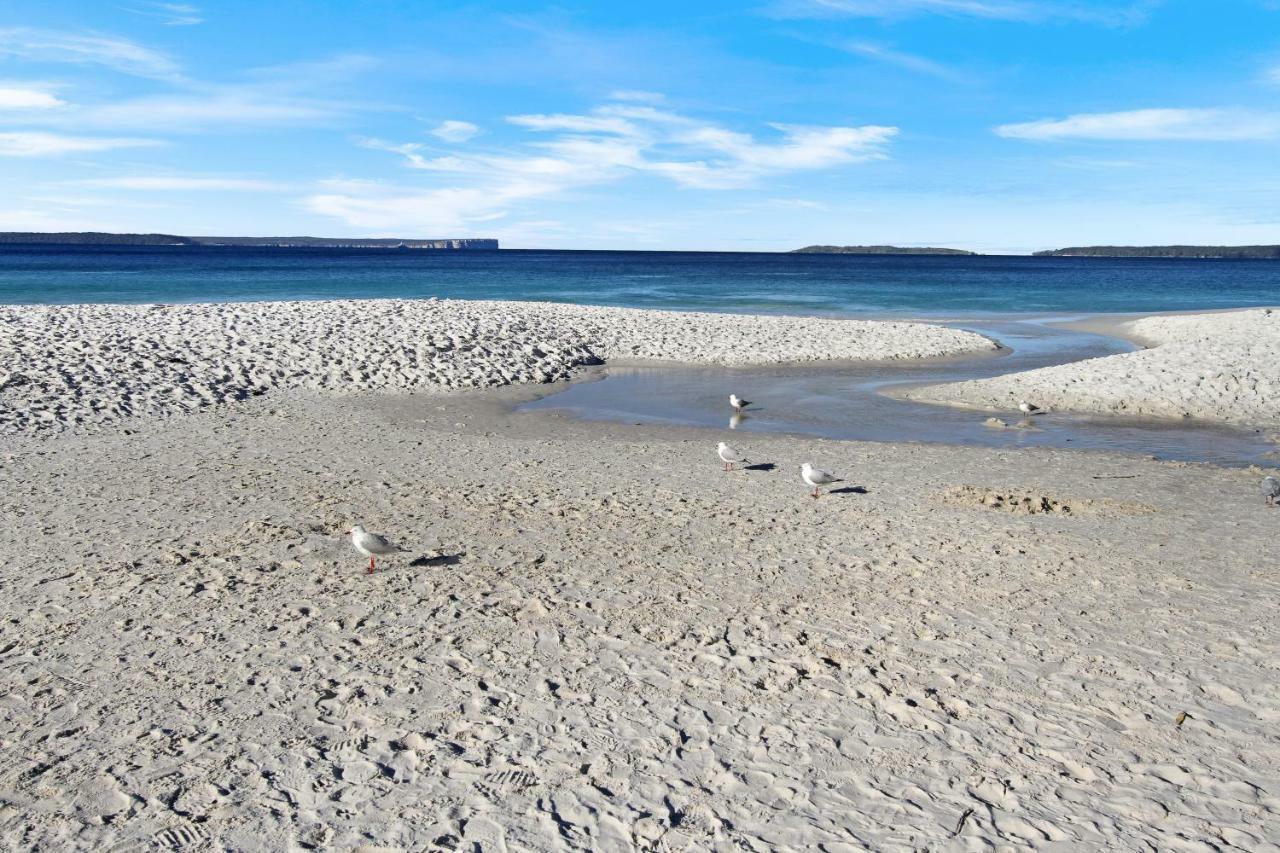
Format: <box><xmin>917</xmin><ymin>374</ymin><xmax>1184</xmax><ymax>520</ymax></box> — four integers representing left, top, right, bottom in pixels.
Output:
<box><xmin>348</xmin><ymin>524</ymin><xmax>365</xmax><ymax>536</ymax></box>
<box><xmin>717</xmin><ymin>441</ymin><xmax>728</xmax><ymax>450</ymax></box>
<box><xmin>801</xmin><ymin>462</ymin><xmax>812</xmax><ymax>472</ymax></box>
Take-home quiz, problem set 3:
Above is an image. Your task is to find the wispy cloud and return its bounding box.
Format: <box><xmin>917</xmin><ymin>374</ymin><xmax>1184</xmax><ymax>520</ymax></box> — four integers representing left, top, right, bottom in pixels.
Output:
<box><xmin>311</xmin><ymin>99</ymin><xmax>896</xmax><ymax>232</ymax></box>
<box><xmin>430</xmin><ymin>120</ymin><xmax>481</xmax><ymax>142</ymax></box>
<box><xmin>123</xmin><ymin>2</ymin><xmax>204</xmax><ymax>26</ymax></box>
<box><xmin>836</xmin><ymin>41</ymin><xmax>966</xmax><ymax>80</ymax></box>
<box><xmin>0</xmin><ymin>131</ymin><xmax>160</xmax><ymax>157</ymax></box>
<box><xmin>996</xmin><ymin>108</ymin><xmax>1280</xmax><ymax>141</ymax></box>
<box><xmin>77</xmin><ymin>175</ymin><xmax>282</xmax><ymax>191</ymax></box>
<box><xmin>608</xmin><ymin>90</ymin><xmax>665</xmax><ymax>103</ymax></box>
<box><xmin>75</xmin><ymin>89</ymin><xmax>356</xmax><ymax>130</ymax></box>
<box><xmin>768</xmin><ymin>0</ymin><xmax>1157</xmax><ymax>25</ymax></box>
<box><xmin>0</xmin><ymin>86</ymin><xmax>66</xmax><ymax>109</ymax></box>
<box><xmin>0</xmin><ymin>27</ymin><xmax>181</xmax><ymax>79</ymax></box>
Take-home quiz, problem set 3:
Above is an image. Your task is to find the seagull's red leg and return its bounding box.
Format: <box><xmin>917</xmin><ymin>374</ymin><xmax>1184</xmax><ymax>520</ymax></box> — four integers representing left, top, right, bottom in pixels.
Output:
<box><xmin>368</xmin><ymin>555</ymin><xmax>375</xmax><ymax>574</ymax></box>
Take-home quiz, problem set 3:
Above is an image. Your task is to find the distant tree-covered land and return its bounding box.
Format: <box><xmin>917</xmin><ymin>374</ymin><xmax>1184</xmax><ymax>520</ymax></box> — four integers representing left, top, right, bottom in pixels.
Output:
<box><xmin>0</xmin><ymin>232</ymin><xmax>498</xmax><ymax>249</ymax></box>
<box><xmin>792</xmin><ymin>245</ymin><xmax>977</xmax><ymax>255</ymax></box>
<box><xmin>1035</xmin><ymin>245</ymin><xmax>1280</xmax><ymax>259</ymax></box>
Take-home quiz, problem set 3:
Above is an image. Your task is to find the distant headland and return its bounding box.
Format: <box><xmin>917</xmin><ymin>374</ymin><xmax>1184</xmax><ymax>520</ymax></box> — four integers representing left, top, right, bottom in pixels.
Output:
<box><xmin>0</xmin><ymin>232</ymin><xmax>498</xmax><ymax>249</ymax></box>
<box><xmin>792</xmin><ymin>245</ymin><xmax>977</xmax><ymax>255</ymax></box>
<box><xmin>1034</xmin><ymin>245</ymin><xmax>1280</xmax><ymax>259</ymax></box>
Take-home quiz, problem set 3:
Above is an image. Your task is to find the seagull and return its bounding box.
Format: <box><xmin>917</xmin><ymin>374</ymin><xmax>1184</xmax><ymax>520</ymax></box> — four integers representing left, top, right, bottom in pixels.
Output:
<box><xmin>801</xmin><ymin>462</ymin><xmax>842</xmax><ymax>499</ymax></box>
<box><xmin>717</xmin><ymin>441</ymin><xmax>748</xmax><ymax>471</ymax></box>
<box><xmin>729</xmin><ymin>394</ymin><xmax>752</xmax><ymax>413</ymax></box>
<box><xmin>1018</xmin><ymin>401</ymin><xmax>1038</xmax><ymax>415</ymax></box>
<box><xmin>1264</xmin><ymin>476</ymin><xmax>1280</xmax><ymax>507</ymax></box>
<box><xmin>347</xmin><ymin>524</ymin><xmax>407</xmax><ymax>574</ymax></box>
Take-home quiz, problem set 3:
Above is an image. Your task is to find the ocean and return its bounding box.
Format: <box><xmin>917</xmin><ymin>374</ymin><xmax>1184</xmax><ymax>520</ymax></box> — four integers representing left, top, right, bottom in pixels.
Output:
<box><xmin>2</xmin><ymin>244</ymin><xmax>1279</xmax><ymax>316</ymax></box>
<box><xmin>4</xmin><ymin>244</ymin><xmax>1277</xmax><ymax>464</ymax></box>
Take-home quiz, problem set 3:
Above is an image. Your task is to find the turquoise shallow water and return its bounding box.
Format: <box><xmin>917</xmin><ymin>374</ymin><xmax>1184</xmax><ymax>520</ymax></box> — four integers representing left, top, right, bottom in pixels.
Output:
<box><xmin>1</xmin><ymin>245</ymin><xmax>1279</xmax><ymax>316</ymax></box>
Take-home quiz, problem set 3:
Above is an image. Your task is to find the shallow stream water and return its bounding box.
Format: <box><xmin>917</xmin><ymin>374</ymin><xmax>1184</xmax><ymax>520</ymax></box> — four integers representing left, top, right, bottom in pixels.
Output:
<box><xmin>520</xmin><ymin>317</ymin><xmax>1278</xmax><ymax>467</ymax></box>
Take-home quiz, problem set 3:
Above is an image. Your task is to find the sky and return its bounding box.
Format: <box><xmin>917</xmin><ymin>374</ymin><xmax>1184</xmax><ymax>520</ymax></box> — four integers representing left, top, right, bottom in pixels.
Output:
<box><xmin>1</xmin><ymin>1</ymin><xmax>1279</xmax><ymax>253</ymax></box>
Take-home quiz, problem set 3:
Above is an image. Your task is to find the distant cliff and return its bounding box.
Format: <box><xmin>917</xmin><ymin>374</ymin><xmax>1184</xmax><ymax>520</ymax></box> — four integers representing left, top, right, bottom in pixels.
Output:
<box><xmin>0</xmin><ymin>232</ymin><xmax>498</xmax><ymax>249</ymax></box>
<box><xmin>1035</xmin><ymin>245</ymin><xmax>1280</xmax><ymax>259</ymax></box>
<box><xmin>792</xmin><ymin>245</ymin><xmax>977</xmax><ymax>256</ymax></box>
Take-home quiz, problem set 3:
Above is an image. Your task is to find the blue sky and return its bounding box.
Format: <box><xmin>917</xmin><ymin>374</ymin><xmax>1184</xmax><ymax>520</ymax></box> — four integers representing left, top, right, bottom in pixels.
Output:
<box><xmin>1</xmin><ymin>1</ymin><xmax>1278</xmax><ymax>252</ymax></box>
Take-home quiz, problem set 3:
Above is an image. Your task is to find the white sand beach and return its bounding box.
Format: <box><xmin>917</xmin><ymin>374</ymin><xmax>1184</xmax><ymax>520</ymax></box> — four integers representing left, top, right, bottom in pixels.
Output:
<box><xmin>1</xmin><ymin>303</ymin><xmax>1278</xmax><ymax>850</ymax></box>
<box><xmin>904</xmin><ymin>308</ymin><xmax>1280</xmax><ymax>426</ymax></box>
<box><xmin>0</xmin><ymin>299</ymin><xmax>995</xmax><ymax>436</ymax></box>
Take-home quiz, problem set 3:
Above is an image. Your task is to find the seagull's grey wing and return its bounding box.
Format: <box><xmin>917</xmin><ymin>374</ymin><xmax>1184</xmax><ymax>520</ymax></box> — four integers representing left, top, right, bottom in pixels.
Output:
<box><xmin>815</xmin><ymin>469</ymin><xmax>840</xmax><ymax>484</ymax></box>
<box><xmin>367</xmin><ymin>533</ymin><xmax>404</xmax><ymax>554</ymax></box>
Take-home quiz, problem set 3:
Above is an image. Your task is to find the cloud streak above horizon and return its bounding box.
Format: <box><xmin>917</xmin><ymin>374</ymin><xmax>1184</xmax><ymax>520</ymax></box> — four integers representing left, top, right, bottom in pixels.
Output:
<box><xmin>996</xmin><ymin>108</ymin><xmax>1280</xmax><ymax>141</ymax></box>
<box><xmin>310</xmin><ymin>99</ymin><xmax>898</xmax><ymax>232</ymax></box>
<box><xmin>768</xmin><ymin>0</ymin><xmax>1158</xmax><ymax>25</ymax></box>
<box><xmin>0</xmin><ymin>27</ymin><xmax>181</xmax><ymax>79</ymax></box>
<box><xmin>0</xmin><ymin>131</ymin><xmax>161</xmax><ymax>157</ymax></box>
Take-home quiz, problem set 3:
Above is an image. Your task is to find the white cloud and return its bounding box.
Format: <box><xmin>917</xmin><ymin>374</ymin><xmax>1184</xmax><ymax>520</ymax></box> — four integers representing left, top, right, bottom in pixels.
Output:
<box><xmin>0</xmin><ymin>131</ymin><xmax>160</xmax><ymax>157</ymax></box>
<box><xmin>769</xmin><ymin>0</ymin><xmax>1155</xmax><ymax>25</ymax></box>
<box><xmin>837</xmin><ymin>41</ymin><xmax>965</xmax><ymax>80</ymax></box>
<box><xmin>77</xmin><ymin>176</ymin><xmax>282</xmax><ymax>191</ymax></box>
<box><xmin>75</xmin><ymin>89</ymin><xmax>353</xmax><ymax>130</ymax></box>
<box><xmin>996</xmin><ymin>108</ymin><xmax>1280</xmax><ymax>141</ymax></box>
<box><xmin>507</xmin><ymin>112</ymin><xmax>640</xmax><ymax>135</ymax></box>
<box><xmin>124</xmin><ymin>3</ymin><xmax>204</xmax><ymax>26</ymax></box>
<box><xmin>648</xmin><ymin>123</ymin><xmax>897</xmax><ymax>188</ymax></box>
<box><xmin>305</xmin><ymin>180</ymin><xmax>523</xmax><ymax>234</ymax></box>
<box><xmin>312</xmin><ymin>99</ymin><xmax>897</xmax><ymax>232</ymax></box>
<box><xmin>429</xmin><ymin>120</ymin><xmax>480</xmax><ymax>142</ymax></box>
<box><xmin>0</xmin><ymin>86</ymin><xmax>65</xmax><ymax>109</ymax></box>
<box><xmin>608</xmin><ymin>90</ymin><xmax>665</xmax><ymax>103</ymax></box>
<box><xmin>0</xmin><ymin>27</ymin><xmax>180</xmax><ymax>79</ymax></box>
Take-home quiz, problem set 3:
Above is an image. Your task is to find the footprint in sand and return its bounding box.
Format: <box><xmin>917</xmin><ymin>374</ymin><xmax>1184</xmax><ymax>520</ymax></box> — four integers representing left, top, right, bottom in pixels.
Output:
<box><xmin>152</xmin><ymin>823</ymin><xmax>210</xmax><ymax>851</ymax></box>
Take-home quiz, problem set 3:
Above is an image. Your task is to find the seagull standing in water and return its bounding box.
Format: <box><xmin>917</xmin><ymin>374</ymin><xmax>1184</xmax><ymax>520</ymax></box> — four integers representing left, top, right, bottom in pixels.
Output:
<box><xmin>717</xmin><ymin>441</ymin><xmax>748</xmax><ymax>471</ymax></box>
<box><xmin>1018</xmin><ymin>401</ymin><xmax>1038</xmax><ymax>416</ymax></box>
<box><xmin>729</xmin><ymin>394</ymin><xmax>752</xmax><ymax>413</ymax></box>
<box><xmin>348</xmin><ymin>524</ymin><xmax>407</xmax><ymax>574</ymax></box>
<box><xmin>801</xmin><ymin>462</ymin><xmax>842</xmax><ymax>499</ymax></box>
<box><xmin>1264</xmin><ymin>476</ymin><xmax>1280</xmax><ymax>507</ymax></box>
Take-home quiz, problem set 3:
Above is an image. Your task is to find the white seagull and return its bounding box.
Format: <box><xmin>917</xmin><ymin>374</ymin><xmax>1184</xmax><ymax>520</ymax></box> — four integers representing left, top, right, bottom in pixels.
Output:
<box><xmin>729</xmin><ymin>394</ymin><xmax>752</xmax><ymax>413</ymax></box>
<box><xmin>1264</xmin><ymin>475</ymin><xmax>1280</xmax><ymax>507</ymax></box>
<box><xmin>717</xmin><ymin>441</ymin><xmax>748</xmax><ymax>471</ymax></box>
<box><xmin>347</xmin><ymin>524</ymin><xmax>407</xmax><ymax>574</ymax></box>
<box><xmin>801</xmin><ymin>462</ymin><xmax>842</xmax><ymax>499</ymax></box>
<box><xmin>1018</xmin><ymin>401</ymin><xmax>1038</xmax><ymax>416</ymax></box>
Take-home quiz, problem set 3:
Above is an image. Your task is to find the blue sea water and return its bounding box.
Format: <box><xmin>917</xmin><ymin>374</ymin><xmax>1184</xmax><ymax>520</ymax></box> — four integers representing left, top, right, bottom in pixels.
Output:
<box><xmin>3</xmin><ymin>244</ymin><xmax>1277</xmax><ymax>463</ymax></box>
<box><xmin>2</xmin><ymin>244</ymin><xmax>1279</xmax><ymax>316</ymax></box>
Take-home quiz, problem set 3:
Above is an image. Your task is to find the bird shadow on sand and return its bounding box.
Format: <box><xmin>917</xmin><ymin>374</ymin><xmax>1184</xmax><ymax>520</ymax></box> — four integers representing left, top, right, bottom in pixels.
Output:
<box><xmin>829</xmin><ymin>486</ymin><xmax>868</xmax><ymax>495</ymax></box>
<box><xmin>744</xmin><ymin>462</ymin><xmax>777</xmax><ymax>472</ymax></box>
<box><xmin>410</xmin><ymin>552</ymin><xmax>465</xmax><ymax>568</ymax></box>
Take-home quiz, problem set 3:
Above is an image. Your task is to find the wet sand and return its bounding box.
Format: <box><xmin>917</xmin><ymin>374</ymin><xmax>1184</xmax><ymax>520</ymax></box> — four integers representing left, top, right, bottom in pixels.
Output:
<box><xmin>522</xmin><ymin>318</ymin><xmax>1277</xmax><ymax>466</ymax></box>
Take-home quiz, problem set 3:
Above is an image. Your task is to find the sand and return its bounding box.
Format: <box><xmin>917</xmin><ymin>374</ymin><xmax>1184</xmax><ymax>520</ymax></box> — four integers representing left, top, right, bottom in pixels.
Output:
<box><xmin>904</xmin><ymin>308</ymin><xmax>1280</xmax><ymax>426</ymax></box>
<box><xmin>2</xmin><ymin>301</ymin><xmax>1277</xmax><ymax>849</ymax></box>
<box><xmin>0</xmin><ymin>299</ymin><xmax>995</xmax><ymax>436</ymax></box>
<box><xmin>1</xmin><ymin>384</ymin><xmax>1277</xmax><ymax>850</ymax></box>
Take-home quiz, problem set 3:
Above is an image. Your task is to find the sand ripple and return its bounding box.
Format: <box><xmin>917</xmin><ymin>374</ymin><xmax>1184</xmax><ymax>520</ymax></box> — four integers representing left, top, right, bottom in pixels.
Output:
<box><xmin>0</xmin><ymin>299</ymin><xmax>994</xmax><ymax>435</ymax></box>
